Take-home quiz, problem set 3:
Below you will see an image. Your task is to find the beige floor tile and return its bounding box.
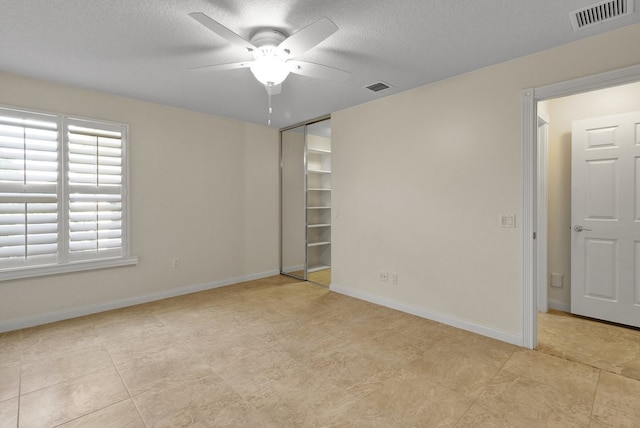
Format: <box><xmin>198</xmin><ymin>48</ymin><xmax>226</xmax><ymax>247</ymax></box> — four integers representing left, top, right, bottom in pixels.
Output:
<box><xmin>302</xmin><ymin>345</ymin><xmax>398</xmax><ymax>398</ymax></box>
<box><xmin>133</xmin><ymin>374</ymin><xmax>244</xmax><ymax>427</ymax></box>
<box><xmin>397</xmin><ymin>348</ymin><xmax>500</xmax><ymax>400</ymax></box>
<box><xmin>58</xmin><ymin>399</ymin><xmax>145</xmax><ymax>427</ymax></box>
<box><xmin>21</xmin><ymin>347</ymin><xmax>114</xmax><ymax>394</ymax></box>
<box><xmin>21</xmin><ymin>317</ymin><xmax>101</xmax><ymax>363</ymax></box>
<box><xmin>0</xmin><ymin>331</ymin><xmax>22</xmax><ymax>370</ymax></box>
<box><xmin>434</xmin><ymin>328</ymin><xmax>516</xmax><ymax>368</ymax></box>
<box><xmin>343</xmin><ymin>375</ymin><xmax>473</xmax><ymax>427</ymax></box>
<box><xmin>0</xmin><ymin>397</ymin><xmax>18</xmax><ymax>428</ymax></box>
<box><xmin>189</xmin><ymin>400</ymin><xmax>276</xmax><ymax>428</ymax></box>
<box><xmin>183</xmin><ymin>327</ymin><xmax>276</xmax><ymax>373</ymax></box>
<box><xmin>591</xmin><ymin>371</ymin><xmax>640</xmax><ymax>427</ymax></box>
<box><xmin>455</xmin><ymin>402</ymin><xmax>528</xmax><ymax>427</ymax></box>
<box><xmin>91</xmin><ymin>307</ymin><xmax>165</xmax><ymax>339</ymax></box>
<box><xmin>476</xmin><ymin>370</ymin><xmax>592</xmax><ymax>427</ymax></box>
<box><xmin>19</xmin><ymin>368</ymin><xmax>129</xmax><ymax>428</ymax></box>
<box><xmin>215</xmin><ymin>347</ymin><xmax>307</xmax><ymax>401</ymax></box>
<box><xmin>385</xmin><ymin>312</ymin><xmax>455</xmax><ymax>344</ymax></box>
<box><xmin>0</xmin><ymin>365</ymin><xmax>20</xmax><ymax>402</ymax></box>
<box><xmin>155</xmin><ymin>303</ymin><xmax>242</xmax><ymax>336</ymax></box>
<box><xmin>102</xmin><ymin>324</ymin><xmax>181</xmax><ymax>366</ymax></box>
<box><xmin>246</xmin><ymin>364</ymin><xmax>361</xmax><ymax>427</ymax></box>
<box><xmin>502</xmin><ymin>349</ymin><xmax>600</xmax><ymax>402</ymax></box>
<box><xmin>116</xmin><ymin>346</ymin><xmax>213</xmax><ymax>396</ymax></box>
<box><xmin>538</xmin><ymin>311</ymin><xmax>640</xmax><ymax>377</ymax></box>
<box><xmin>621</xmin><ymin>363</ymin><xmax>640</xmax><ymax>381</ymax></box>
<box><xmin>244</xmin><ymin>314</ymin><xmax>305</xmax><ymax>345</ymax></box>
<box><xmin>322</xmin><ymin>410</ymin><xmax>401</xmax><ymax>428</ymax></box>
<box><xmin>274</xmin><ymin>323</ymin><xmax>346</xmax><ymax>361</ymax></box>
<box><xmin>317</xmin><ymin>318</ymin><xmax>381</xmax><ymax>344</ymax></box>
<box><xmin>350</xmin><ymin>328</ymin><xmax>437</xmax><ymax>367</ymax></box>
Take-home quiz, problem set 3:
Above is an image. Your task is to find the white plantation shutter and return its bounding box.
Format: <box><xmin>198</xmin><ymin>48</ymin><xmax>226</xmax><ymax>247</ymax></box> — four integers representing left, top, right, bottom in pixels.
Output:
<box><xmin>66</xmin><ymin>120</ymin><xmax>125</xmax><ymax>261</ymax></box>
<box><xmin>0</xmin><ymin>106</ymin><xmax>132</xmax><ymax>278</ymax></box>
<box><xmin>0</xmin><ymin>110</ymin><xmax>59</xmax><ymax>268</ymax></box>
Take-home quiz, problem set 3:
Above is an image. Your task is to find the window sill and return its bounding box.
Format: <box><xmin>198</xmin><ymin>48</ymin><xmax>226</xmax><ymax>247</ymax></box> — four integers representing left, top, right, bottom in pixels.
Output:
<box><xmin>0</xmin><ymin>256</ymin><xmax>139</xmax><ymax>282</ymax></box>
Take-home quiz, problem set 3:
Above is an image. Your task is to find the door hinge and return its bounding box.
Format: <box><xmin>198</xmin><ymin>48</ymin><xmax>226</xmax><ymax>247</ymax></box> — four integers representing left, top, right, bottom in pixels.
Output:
<box><xmin>533</xmin><ymin>232</ymin><xmax>537</xmax><ymax>239</ymax></box>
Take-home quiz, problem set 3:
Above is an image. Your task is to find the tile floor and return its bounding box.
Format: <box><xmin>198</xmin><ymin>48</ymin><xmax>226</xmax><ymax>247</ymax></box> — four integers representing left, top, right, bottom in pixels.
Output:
<box><xmin>538</xmin><ymin>309</ymin><xmax>640</xmax><ymax>382</ymax></box>
<box><xmin>0</xmin><ymin>275</ymin><xmax>639</xmax><ymax>427</ymax></box>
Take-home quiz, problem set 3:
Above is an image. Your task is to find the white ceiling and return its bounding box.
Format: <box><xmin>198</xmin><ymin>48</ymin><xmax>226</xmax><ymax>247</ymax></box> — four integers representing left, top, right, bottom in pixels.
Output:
<box><xmin>1</xmin><ymin>0</ymin><xmax>639</xmax><ymax>128</ymax></box>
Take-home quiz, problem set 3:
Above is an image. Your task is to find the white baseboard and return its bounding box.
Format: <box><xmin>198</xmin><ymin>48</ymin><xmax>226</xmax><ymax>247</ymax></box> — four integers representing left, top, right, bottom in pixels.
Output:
<box><xmin>548</xmin><ymin>300</ymin><xmax>570</xmax><ymax>313</ymax></box>
<box><xmin>330</xmin><ymin>283</ymin><xmax>523</xmax><ymax>347</ymax></box>
<box><xmin>0</xmin><ymin>269</ymin><xmax>279</xmax><ymax>333</ymax></box>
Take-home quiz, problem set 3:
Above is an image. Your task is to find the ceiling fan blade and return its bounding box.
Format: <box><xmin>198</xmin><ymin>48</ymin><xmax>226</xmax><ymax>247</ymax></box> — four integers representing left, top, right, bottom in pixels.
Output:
<box><xmin>278</xmin><ymin>17</ymin><xmax>338</xmax><ymax>57</ymax></box>
<box><xmin>287</xmin><ymin>61</ymin><xmax>349</xmax><ymax>82</ymax></box>
<box><xmin>189</xmin><ymin>12</ymin><xmax>257</xmax><ymax>52</ymax></box>
<box><xmin>189</xmin><ymin>61</ymin><xmax>252</xmax><ymax>72</ymax></box>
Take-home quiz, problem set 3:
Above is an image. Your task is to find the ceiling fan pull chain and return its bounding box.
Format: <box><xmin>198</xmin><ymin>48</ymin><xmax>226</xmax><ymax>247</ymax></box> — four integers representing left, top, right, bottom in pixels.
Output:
<box><xmin>267</xmin><ymin>84</ymin><xmax>273</xmax><ymax>126</ymax></box>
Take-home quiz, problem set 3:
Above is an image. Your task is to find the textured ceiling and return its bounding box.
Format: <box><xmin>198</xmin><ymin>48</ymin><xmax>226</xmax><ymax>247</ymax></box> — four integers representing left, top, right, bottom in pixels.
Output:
<box><xmin>1</xmin><ymin>0</ymin><xmax>639</xmax><ymax>128</ymax></box>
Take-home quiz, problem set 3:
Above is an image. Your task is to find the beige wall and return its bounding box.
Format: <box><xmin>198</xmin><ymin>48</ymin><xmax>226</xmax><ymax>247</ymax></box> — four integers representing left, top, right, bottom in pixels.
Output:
<box><xmin>331</xmin><ymin>23</ymin><xmax>640</xmax><ymax>344</ymax></box>
<box><xmin>0</xmin><ymin>72</ymin><xmax>279</xmax><ymax>329</ymax></box>
<box><xmin>543</xmin><ymin>81</ymin><xmax>640</xmax><ymax>310</ymax></box>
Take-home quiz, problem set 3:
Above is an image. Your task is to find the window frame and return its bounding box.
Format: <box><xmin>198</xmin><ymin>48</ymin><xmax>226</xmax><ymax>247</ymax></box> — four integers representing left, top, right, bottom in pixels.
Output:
<box><xmin>0</xmin><ymin>104</ymin><xmax>137</xmax><ymax>281</ymax></box>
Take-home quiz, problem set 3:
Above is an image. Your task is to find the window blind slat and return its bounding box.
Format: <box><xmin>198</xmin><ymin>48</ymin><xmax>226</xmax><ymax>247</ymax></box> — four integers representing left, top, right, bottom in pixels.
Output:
<box><xmin>69</xmin><ymin>211</ymin><xmax>122</xmax><ymax>222</ymax></box>
<box><xmin>0</xmin><ymin>246</ymin><xmax>26</xmax><ymax>258</ymax></box>
<box><xmin>0</xmin><ymin>223</ymin><xmax>57</xmax><ymax>236</ymax></box>
<box><xmin>26</xmin><ymin>242</ymin><xmax>58</xmax><ymax>256</ymax></box>
<box><xmin>70</xmin><ymin>220</ymin><xmax>122</xmax><ymax>232</ymax></box>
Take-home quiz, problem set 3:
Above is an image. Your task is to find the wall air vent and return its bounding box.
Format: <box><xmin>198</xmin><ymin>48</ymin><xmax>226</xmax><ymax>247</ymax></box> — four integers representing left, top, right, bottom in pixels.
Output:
<box><xmin>570</xmin><ymin>0</ymin><xmax>634</xmax><ymax>30</ymax></box>
<box><xmin>365</xmin><ymin>81</ymin><xmax>393</xmax><ymax>93</ymax></box>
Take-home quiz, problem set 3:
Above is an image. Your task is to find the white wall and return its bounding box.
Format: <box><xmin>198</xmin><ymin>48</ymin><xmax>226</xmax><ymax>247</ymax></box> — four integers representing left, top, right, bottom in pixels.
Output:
<box><xmin>331</xmin><ymin>23</ymin><xmax>640</xmax><ymax>345</ymax></box>
<box><xmin>0</xmin><ymin>72</ymin><xmax>279</xmax><ymax>330</ymax></box>
<box><xmin>543</xmin><ymin>82</ymin><xmax>640</xmax><ymax>310</ymax></box>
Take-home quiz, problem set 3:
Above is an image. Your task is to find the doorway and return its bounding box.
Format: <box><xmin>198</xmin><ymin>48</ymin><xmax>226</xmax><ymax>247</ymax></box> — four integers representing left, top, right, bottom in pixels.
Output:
<box><xmin>280</xmin><ymin>117</ymin><xmax>333</xmax><ymax>287</ymax></box>
<box><xmin>522</xmin><ymin>63</ymin><xmax>640</xmax><ymax>349</ymax></box>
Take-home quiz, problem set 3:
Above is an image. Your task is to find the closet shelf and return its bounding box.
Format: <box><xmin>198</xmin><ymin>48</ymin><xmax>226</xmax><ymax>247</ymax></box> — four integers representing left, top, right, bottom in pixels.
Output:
<box><xmin>307</xmin><ymin>148</ymin><xmax>331</xmax><ymax>155</ymax></box>
<box><xmin>308</xmin><ymin>241</ymin><xmax>331</xmax><ymax>247</ymax></box>
<box><xmin>308</xmin><ymin>223</ymin><xmax>331</xmax><ymax>228</ymax></box>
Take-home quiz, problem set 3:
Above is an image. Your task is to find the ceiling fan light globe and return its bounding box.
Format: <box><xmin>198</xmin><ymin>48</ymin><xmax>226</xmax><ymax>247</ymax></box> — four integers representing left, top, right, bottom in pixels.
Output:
<box><xmin>250</xmin><ymin>56</ymin><xmax>290</xmax><ymax>86</ymax></box>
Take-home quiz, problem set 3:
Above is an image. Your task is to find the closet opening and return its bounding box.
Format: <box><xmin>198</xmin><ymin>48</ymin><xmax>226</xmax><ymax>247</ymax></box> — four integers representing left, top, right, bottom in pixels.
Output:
<box><xmin>280</xmin><ymin>117</ymin><xmax>332</xmax><ymax>286</ymax></box>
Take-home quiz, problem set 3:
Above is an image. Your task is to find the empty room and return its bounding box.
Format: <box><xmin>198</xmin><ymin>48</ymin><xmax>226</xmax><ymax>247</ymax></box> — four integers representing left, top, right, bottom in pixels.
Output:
<box><xmin>1</xmin><ymin>1</ymin><xmax>640</xmax><ymax>426</ymax></box>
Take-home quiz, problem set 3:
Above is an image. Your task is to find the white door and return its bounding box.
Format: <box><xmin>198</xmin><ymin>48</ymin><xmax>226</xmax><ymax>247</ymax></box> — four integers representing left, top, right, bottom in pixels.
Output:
<box><xmin>571</xmin><ymin>111</ymin><xmax>640</xmax><ymax>328</ymax></box>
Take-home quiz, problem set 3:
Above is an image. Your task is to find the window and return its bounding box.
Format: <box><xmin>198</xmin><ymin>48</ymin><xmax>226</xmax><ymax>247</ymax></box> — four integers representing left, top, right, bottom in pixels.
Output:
<box><xmin>0</xmin><ymin>106</ymin><xmax>136</xmax><ymax>280</ymax></box>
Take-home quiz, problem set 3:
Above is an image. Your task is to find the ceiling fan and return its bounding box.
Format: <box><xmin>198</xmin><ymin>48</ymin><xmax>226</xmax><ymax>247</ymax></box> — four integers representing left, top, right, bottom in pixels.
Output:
<box><xmin>188</xmin><ymin>12</ymin><xmax>350</xmax><ymax>99</ymax></box>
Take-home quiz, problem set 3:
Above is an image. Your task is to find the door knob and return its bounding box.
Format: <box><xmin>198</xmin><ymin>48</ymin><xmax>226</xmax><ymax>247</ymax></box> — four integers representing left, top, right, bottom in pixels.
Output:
<box><xmin>573</xmin><ymin>225</ymin><xmax>592</xmax><ymax>232</ymax></box>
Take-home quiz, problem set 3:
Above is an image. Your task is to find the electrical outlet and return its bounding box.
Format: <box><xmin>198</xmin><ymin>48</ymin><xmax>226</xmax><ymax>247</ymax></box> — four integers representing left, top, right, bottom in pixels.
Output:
<box><xmin>379</xmin><ymin>271</ymin><xmax>388</xmax><ymax>282</ymax></box>
<box><xmin>390</xmin><ymin>273</ymin><xmax>397</xmax><ymax>284</ymax></box>
<box><xmin>172</xmin><ymin>258</ymin><xmax>180</xmax><ymax>268</ymax></box>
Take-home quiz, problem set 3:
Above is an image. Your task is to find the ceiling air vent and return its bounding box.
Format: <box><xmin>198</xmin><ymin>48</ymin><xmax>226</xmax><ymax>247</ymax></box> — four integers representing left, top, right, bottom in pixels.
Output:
<box><xmin>365</xmin><ymin>81</ymin><xmax>393</xmax><ymax>93</ymax></box>
<box><xmin>570</xmin><ymin>0</ymin><xmax>634</xmax><ymax>30</ymax></box>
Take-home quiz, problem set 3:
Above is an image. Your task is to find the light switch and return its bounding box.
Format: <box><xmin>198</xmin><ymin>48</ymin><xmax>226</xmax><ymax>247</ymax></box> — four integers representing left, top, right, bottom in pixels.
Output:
<box><xmin>499</xmin><ymin>214</ymin><xmax>516</xmax><ymax>228</ymax></box>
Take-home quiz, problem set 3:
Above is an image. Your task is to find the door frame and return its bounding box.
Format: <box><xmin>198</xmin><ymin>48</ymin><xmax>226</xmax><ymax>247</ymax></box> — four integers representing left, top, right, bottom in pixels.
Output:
<box><xmin>521</xmin><ymin>63</ymin><xmax>640</xmax><ymax>349</ymax></box>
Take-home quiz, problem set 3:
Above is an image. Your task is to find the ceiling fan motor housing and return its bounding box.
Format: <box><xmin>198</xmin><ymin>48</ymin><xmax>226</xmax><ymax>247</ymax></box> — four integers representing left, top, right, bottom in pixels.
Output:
<box><xmin>250</xmin><ymin>29</ymin><xmax>288</xmax><ymax>51</ymax></box>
